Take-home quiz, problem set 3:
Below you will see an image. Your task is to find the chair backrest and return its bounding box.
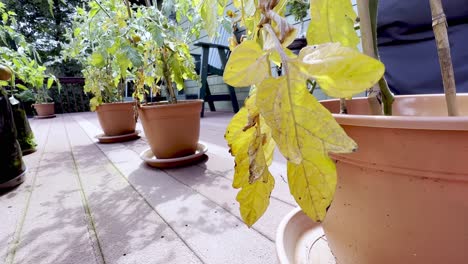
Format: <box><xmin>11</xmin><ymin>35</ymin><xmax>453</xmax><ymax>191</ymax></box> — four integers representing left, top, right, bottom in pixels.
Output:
<box><xmin>206</xmin><ymin>26</ymin><xmax>232</xmax><ymax>70</ymax></box>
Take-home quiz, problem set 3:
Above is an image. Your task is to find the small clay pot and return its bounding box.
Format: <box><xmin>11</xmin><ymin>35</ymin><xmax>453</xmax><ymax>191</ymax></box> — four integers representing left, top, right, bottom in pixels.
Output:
<box><xmin>138</xmin><ymin>100</ymin><xmax>203</xmax><ymax>159</ymax></box>
<box><xmin>96</xmin><ymin>102</ymin><xmax>136</xmax><ymax>136</ymax></box>
<box><xmin>33</xmin><ymin>102</ymin><xmax>55</xmax><ymax>117</ymax></box>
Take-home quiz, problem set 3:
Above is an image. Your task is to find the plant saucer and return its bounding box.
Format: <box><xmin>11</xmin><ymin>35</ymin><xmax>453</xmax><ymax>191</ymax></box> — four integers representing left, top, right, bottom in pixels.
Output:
<box><xmin>96</xmin><ymin>130</ymin><xmax>140</xmax><ymax>143</ymax></box>
<box><xmin>276</xmin><ymin>207</ymin><xmax>335</xmax><ymax>264</ymax></box>
<box><xmin>34</xmin><ymin>114</ymin><xmax>56</xmax><ymax>119</ymax></box>
<box><xmin>0</xmin><ymin>167</ymin><xmax>27</xmax><ymax>189</ymax></box>
<box><xmin>140</xmin><ymin>142</ymin><xmax>208</xmax><ymax>169</ymax></box>
<box><xmin>22</xmin><ymin>148</ymin><xmax>37</xmax><ymax>156</ymax></box>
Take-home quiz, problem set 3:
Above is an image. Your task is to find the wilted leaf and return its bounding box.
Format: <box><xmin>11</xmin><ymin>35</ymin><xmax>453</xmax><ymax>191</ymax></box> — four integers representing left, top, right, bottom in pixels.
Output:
<box><xmin>256</xmin><ymin>75</ymin><xmax>357</xmax><ymax>160</ymax></box>
<box><xmin>256</xmin><ymin>74</ymin><xmax>355</xmax><ymax>221</ymax></box>
<box><xmin>295</xmin><ymin>43</ymin><xmax>385</xmax><ymax>98</ymax></box>
<box><xmin>307</xmin><ymin>0</ymin><xmax>359</xmax><ymax>49</ymax></box>
<box><xmin>236</xmin><ymin>171</ymin><xmax>275</xmax><ymax>227</ymax></box>
<box><xmin>226</xmin><ymin>93</ymin><xmax>275</xmax><ymax>188</ymax></box>
<box><xmin>223</xmin><ymin>40</ymin><xmax>270</xmax><ymax>87</ymax></box>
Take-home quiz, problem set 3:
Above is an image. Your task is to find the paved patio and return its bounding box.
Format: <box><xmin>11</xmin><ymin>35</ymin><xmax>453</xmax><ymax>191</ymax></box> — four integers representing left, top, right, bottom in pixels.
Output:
<box><xmin>1</xmin><ymin>111</ymin><xmax>297</xmax><ymax>264</ymax></box>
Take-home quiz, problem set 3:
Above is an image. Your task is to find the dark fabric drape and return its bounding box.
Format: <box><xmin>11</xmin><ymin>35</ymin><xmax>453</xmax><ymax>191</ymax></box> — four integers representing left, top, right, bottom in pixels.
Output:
<box><xmin>377</xmin><ymin>0</ymin><xmax>468</xmax><ymax>94</ymax></box>
<box><xmin>0</xmin><ymin>88</ymin><xmax>25</xmax><ymax>183</ymax></box>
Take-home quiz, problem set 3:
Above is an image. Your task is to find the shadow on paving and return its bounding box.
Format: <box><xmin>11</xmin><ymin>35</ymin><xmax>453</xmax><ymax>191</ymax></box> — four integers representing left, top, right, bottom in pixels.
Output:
<box><xmin>70</xmin><ymin>142</ymin><xmax>185</xmax><ymax>263</ymax></box>
<box><xmin>127</xmin><ymin>161</ymin><xmax>243</xmax><ymax>238</ymax></box>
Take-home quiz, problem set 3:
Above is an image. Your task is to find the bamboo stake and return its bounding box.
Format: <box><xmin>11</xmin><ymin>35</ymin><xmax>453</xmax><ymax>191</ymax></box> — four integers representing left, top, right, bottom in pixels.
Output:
<box><xmin>429</xmin><ymin>0</ymin><xmax>458</xmax><ymax>116</ymax></box>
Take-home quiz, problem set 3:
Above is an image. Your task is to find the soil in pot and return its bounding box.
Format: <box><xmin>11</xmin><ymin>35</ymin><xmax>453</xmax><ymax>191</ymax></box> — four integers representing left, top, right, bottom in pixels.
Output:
<box><xmin>138</xmin><ymin>99</ymin><xmax>203</xmax><ymax>159</ymax></box>
<box><xmin>96</xmin><ymin>102</ymin><xmax>136</xmax><ymax>136</ymax></box>
<box><xmin>320</xmin><ymin>94</ymin><xmax>468</xmax><ymax>264</ymax></box>
<box><xmin>0</xmin><ymin>89</ymin><xmax>25</xmax><ymax>186</ymax></box>
<box><xmin>12</xmin><ymin>103</ymin><xmax>37</xmax><ymax>154</ymax></box>
<box><xmin>33</xmin><ymin>102</ymin><xmax>55</xmax><ymax>117</ymax></box>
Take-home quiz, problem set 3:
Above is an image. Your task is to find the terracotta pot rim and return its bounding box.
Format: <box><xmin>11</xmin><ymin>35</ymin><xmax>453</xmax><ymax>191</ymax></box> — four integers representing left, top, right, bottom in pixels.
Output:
<box><xmin>322</xmin><ymin>94</ymin><xmax>468</xmax><ymax>131</ymax></box>
<box><xmin>100</xmin><ymin>101</ymin><xmax>135</xmax><ymax>106</ymax></box>
<box><xmin>140</xmin><ymin>99</ymin><xmax>203</xmax><ymax>110</ymax></box>
<box><xmin>33</xmin><ymin>102</ymin><xmax>54</xmax><ymax>106</ymax></box>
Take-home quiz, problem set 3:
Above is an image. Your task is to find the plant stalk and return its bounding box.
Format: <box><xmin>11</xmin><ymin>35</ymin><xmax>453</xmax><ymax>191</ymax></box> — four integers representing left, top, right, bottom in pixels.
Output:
<box><xmin>357</xmin><ymin>0</ymin><xmax>394</xmax><ymax>115</ymax></box>
<box><xmin>123</xmin><ymin>0</ymin><xmax>132</xmax><ymax>18</ymax></box>
<box><xmin>339</xmin><ymin>98</ymin><xmax>348</xmax><ymax>114</ymax></box>
<box><xmin>93</xmin><ymin>0</ymin><xmax>111</xmax><ymax>18</ymax></box>
<box><xmin>429</xmin><ymin>0</ymin><xmax>458</xmax><ymax>116</ymax></box>
<box><xmin>161</xmin><ymin>48</ymin><xmax>177</xmax><ymax>104</ymax></box>
<box><xmin>357</xmin><ymin>0</ymin><xmax>381</xmax><ymax>115</ymax></box>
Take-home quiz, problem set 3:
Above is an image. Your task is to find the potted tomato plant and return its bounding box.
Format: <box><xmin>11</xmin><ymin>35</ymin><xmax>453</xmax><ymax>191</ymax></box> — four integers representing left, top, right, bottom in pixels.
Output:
<box><xmin>63</xmin><ymin>1</ymin><xmax>140</xmax><ymax>142</ymax></box>
<box><xmin>201</xmin><ymin>0</ymin><xmax>468</xmax><ymax>263</ymax></box>
<box><xmin>126</xmin><ymin>2</ymin><xmax>207</xmax><ymax>166</ymax></box>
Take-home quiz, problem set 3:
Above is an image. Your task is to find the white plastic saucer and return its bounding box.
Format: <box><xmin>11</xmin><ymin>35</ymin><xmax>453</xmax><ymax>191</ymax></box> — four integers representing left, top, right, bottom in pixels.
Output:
<box><xmin>276</xmin><ymin>207</ymin><xmax>336</xmax><ymax>264</ymax></box>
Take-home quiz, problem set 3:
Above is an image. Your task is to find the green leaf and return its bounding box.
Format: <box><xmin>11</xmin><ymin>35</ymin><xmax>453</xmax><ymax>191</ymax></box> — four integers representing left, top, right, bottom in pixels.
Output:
<box><xmin>307</xmin><ymin>0</ymin><xmax>359</xmax><ymax>49</ymax></box>
<box><xmin>47</xmin><ymin>0</ymin><xmax>55</xmax><ymax>18</ymax></box>
<box><xmin>223</xmin><ymin>40</ymin><xmax>270</xmax><ymax>87</ymax></box>
<box><xmin>90</xmin><ymin>52</ymin><xmax>105</xmax><ymax>67</ymax></box>
<box><xmin>47</xmin><ymin>77</ymin><xmax>54</xmax><ymax>88</ymax></box>
<box><xmin>73</xmin><ymin>28</ymin><xmax>81</xmax><ymax>38</ymax></box>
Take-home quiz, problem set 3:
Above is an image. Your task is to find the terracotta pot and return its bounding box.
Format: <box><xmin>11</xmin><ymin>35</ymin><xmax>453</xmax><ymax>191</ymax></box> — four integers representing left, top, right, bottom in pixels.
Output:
<box><xmin>33</xmin><ymin>102</ymin><xmax>55</xmax><ymax>116</ymax></box>
<box><xmin>319</xmin><ymin>94</ymin><xmax>468</xmax><ymax>264</ymax></box>
<box><xmin>138</xmin><ymin>100</ymin><xmax>203</xmax><ymax>159</ymax></box>
<box><xmin>96</xmin><ymin>102</ymin><xmax>136</xmax><ymax>136</ymax></box>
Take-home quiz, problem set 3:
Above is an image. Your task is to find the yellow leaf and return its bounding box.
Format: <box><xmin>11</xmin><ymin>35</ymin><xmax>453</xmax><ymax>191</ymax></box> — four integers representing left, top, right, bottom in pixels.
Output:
<box><xmin>226</xmin><ymin>92</ymin><xmax>276</xmax><ymax>189</ymax></box>
<box><xmin>248</xmin><ymin>126</ymin><xmax>268</xmax><ymax>183</ymax></box>
<box><xmin>270</xmin><ymin>48</ymin><xmax>297</xmax><ymax>67</ymax></box>
<box><xmin>288</xmin><ymin>154</ymin><xmax>337</xmax><ymax>222</ymax></box>
<box><xmin>200</xmin><ymin>0</ymin><xmax>218</xmax><ymax>37</ymax></box>
<box><xmin>263</xmin><ymin>21</ymin><xmax>297</xmax><ymax>50</ymax></box>
<box><xmin>223</xmin><ymin>40</ymin><xmax>270</xmax><ymax>87</ymax></box>
<box><xmin>256</xmin><ymin>75</ymin><xmax>357</xmax><ymax>162</ymax></box>
<box><xmin>295</xmin><ymin>43</ymin><xmax>385</xmax><ymax>98</ymax></box>
<box><xmin>236</xmin><ymin>171</ymin><xmax>275</xmax><ymax>227</ymax></box>
<box><xmin>307</xmin><ymin>0</ymin><xmax>359</xmax><ymax>49</ymax></box>
<box><xmin>225</xmin><ymin>107</ymin><xmax>255</xmax><ymax>188</ymax></box>
<box><xmin>233</xmin><ymin>0</ymin><xmax>256</xmax><ymax>17</ymax></box>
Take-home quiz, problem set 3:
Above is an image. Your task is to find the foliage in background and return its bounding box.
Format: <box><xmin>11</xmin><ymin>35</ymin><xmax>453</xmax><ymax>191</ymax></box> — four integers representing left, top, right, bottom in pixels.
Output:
<box><xmin>64</xmin><ymin>0</ymin><xmax>220</xmax><ymax>109</ymax></box>
<box><xmin>288</xmin><ymin>0</ymin><xmax>309</xmax><ymax>23</ymax></box>
<box><xmin>195</xmin><ymin>0</ymin><xmax>386</xmax><ymax>226</ymax></box>
<box><xmin>130</xmin><ymin>3</ymin><xmax>199</xmax><ymax>104</ymax></box>
<box><xmin>0</xmin><ymin>3</ymin><xmax>60</xmax><ymax>104</ymax></box>
<box><xmin>3</xmin><ymin>0</ymin><xmax>84</xmax><ymax>76</ymax></box>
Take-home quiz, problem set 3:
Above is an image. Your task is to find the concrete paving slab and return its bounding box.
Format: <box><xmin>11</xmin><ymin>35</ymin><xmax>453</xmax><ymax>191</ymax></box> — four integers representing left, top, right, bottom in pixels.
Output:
<box><xmin>63</xmin><ymin>117</ymin><xmax>202</xmax><ymax>264</ymax></box>
<box><xmin>12</xmin><ymin>117</ymin><xmax>102</xmax><ymax>264</ymax></box>
<box><xmin>72</xmin><ymin>114</ymin><xmax>278</xmax><ymax>264</ymax></box>
<box><xmin>0</xmin><ymin>117</ymin><xmax>51</xmax><ymax>264</ymax></box>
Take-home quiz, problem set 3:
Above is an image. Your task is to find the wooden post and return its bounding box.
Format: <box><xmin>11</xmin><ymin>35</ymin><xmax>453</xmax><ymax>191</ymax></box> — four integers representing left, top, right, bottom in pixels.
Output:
<box><xmin>429</xmin><ymin>0</ymin><xmax>458</xmax><ymax>116</ymax></box>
